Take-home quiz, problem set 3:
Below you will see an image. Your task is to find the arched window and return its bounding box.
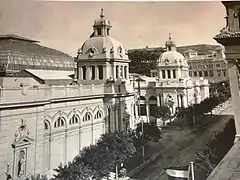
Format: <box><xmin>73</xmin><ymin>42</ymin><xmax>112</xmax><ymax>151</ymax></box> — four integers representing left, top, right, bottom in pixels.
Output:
<box><xmin>44</xmin><ymin>122</ymin><xmax>49</xmax><ymax>130</ymax></box>
<box><xmin>97</xmin><ymin>28</ymin><xmax>101</xmax><ymax>36</ymax></box>
<box><xmin>98</xmin><ymin>65</ymin><xmax>103</xmax><ymax>80</ymax></box>
<box><xmin>162</xmin><ymin>70</ymin><xmax>166</xmax><ymax>79</ymax></box>
<box><xmin>69</xmin><ymin>114</ymin><xmax>79</xmax><ymax>125</ymax></box>
<box><xmin>167</xmin><ymin>70</ymin><xmax>171</xmax><ymax>78</ymax></box>
<box><xmin>54</xmin><ymin>117</ymin><xmax>65</xmax><ymax>128</ymax></box>
<box><xmin>149</xmin><ymin>96</ymin><xmax>157</xmax><ymax>116</ymax></box>
<box><xmin>138</xmin><ymin>96</ymin><xmax>147</xmax><ymax>116</ymax></box>
<box><xmin>124</xmin><ymin>66</ymin><xmax>127</xmax><ymax>79</ymax></box>
<box><xmin>173</xmin><ymin>70</ymin><xmax>176</xmax><ymax>78</ymax></box>
<box><xmin>82</xmin><ymin>66</ymin><xmax>87</xmax><ymax>80</ymax></box>
<box><xmin>83</xmin><ymin>112</ymin><xmax>92</xmax><ymax>122</ymax></box>
<box><xmin>116</xmin><ymin>65</ymin><xmax>119</xmax><ymax>79</ymax></box>
<box><xmin>94</xmin><ymin>110</ymin><xmax>103</xmax><ymax>119</ymax></box>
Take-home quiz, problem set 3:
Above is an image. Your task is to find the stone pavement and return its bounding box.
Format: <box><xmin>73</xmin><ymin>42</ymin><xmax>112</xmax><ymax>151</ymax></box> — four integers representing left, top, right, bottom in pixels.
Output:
<box><xmin>207</xmin><ymin>141</ymin><xmax>240</xmax><ymax>180</ymax></box>
<box><xmin>206</xmin><ymin>100</ymin><xmax>240</xmax><ymax>180</ymax></box>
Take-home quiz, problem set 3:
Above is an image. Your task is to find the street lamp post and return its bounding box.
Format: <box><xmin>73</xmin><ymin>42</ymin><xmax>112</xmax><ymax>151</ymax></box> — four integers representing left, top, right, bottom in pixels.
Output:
<box><xmin>136</xmin><ymin>77</ymin><xmax>145</xmax><ymax>162</ymax></box>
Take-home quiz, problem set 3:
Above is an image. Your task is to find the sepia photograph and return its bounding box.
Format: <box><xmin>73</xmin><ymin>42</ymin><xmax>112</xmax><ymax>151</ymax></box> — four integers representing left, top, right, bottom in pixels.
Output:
<box><xmin>0</xmin><ymin>0</ymin><xmax>238</xmax><ymax>179</ymax></box>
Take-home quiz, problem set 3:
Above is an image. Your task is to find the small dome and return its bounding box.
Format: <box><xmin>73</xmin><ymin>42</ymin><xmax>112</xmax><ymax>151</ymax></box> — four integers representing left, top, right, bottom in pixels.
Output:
<box><xmin>77</xmin><ymin>36</ymin><xmax>128</xmax><ymax>60</ymax></box>
<box><xmin>159</xmin><ymin>51</ymin><xmax>186</xmax><ymax>66</ymax></box>
<box><xmin>158</xmin><ymin>34</ymin><xmax>188</xmax><ymax>67</ymax></box>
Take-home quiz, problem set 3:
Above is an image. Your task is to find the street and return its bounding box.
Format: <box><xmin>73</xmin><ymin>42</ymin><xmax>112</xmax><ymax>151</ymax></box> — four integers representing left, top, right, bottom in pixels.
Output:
<box><xmin>131</xmin><ymin>101</ymin><xmax>234</xmax><ymax>180</ymax></box>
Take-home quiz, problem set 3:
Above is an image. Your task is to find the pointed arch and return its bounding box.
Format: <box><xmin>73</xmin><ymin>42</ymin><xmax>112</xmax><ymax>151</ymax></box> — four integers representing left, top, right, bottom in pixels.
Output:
<box><xmin>52</xmin><ymin>111</ymin><xmax>68</xmax><ymax>122</ymax></box>
<box><xmin>53</xmin><ymin>111</ymin><xmax>68</xmax><ymax>129</ymax></box>
<box><xmin>43</xmin><ymin>119</ymin><xmax>51</xmax><ymax>133</ymax></box>
<box><xmin>68</xmin><ymin>108</ymin><xmax>82</xmax><ymax>125</ymax></box>
<box><xmin>93</xmin><ymin>106</ymin><xmax>105</xmax><ymax>116</ymax></box>
<box><xmin>69</xmin><ymin>114</ymin><xmax>80</xmax><ymax>125</ymax></box>
<box><xmin>81</xmin><ymin>107</ymin><xmax>94</xmax><ymax>116</ymax></box>
<box><xmin>83</xmin><ymin>112</ymin><xmax>92</xmax><ymax>122</ymax></box>
<box><xmin>82</xmin><ymin>107</ymin><xmax>94</xmax><ymax>123</ymax></box>
<box><xmin>94</xmin><ymin>110</ymin><xmax>103</xmax><ymax>120</ymax></box>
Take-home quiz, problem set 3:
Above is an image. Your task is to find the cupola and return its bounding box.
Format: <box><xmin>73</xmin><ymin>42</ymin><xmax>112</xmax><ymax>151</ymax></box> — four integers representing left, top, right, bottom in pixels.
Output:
<box><xmin>93</xmin><ymin>8</ymin><xmax>112</xmax><ymax>37</ymax></box>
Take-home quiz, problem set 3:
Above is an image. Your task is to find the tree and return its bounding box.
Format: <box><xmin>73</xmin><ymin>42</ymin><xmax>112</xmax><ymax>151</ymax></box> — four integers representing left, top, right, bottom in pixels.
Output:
<box><xmin>136</xmin><ymin>123</ymin><xmax>161</xmax><ymax>142</ymax></box>
<box><xmin>153</xmin><ymin>105</ymin><xmax>171</xmax><ymax>122</ymax></box>
<box><xmin>53</xmin><ymin>162</ymin><xmax>95</xmax><ymax>180</ymax></box>
<box><xmin>53</xmin><ymin>131</ymin><xmax>136</xmax><ymax>180</ymax></box>
<box><xmin>25</xmin><ymin>174</ymin><xmax>48</xmax><ymax>180</ymax></box>
<box><xmin>194</xmin><ymin>119</ymin><xmax>235</xmax><ymax>179</ymax></box>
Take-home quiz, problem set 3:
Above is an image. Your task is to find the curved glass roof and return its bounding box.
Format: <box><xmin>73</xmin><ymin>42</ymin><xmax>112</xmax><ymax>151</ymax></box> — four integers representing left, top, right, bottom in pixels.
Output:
<box><xmin>0</xmin><ymin>34</ymin><xmax>76</xmax><ymax>75</ymax></box>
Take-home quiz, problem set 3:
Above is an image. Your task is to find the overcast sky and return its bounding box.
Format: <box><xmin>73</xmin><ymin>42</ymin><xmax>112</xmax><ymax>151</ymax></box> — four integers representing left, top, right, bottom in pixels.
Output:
<box><xmin>0</xmin><ymin>0</ymin><xmax>226</xmax><ymax>56</ymax></box>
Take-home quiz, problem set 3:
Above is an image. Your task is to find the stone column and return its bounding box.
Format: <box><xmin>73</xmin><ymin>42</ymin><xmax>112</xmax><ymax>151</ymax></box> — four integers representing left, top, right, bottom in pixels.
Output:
<box><xmin>103</xmin><ymin>65</ymin><xmax>107</xmax><ymax>80</ymax></box>
<box><xmin>171</xmin><ymin>70</ymin><xmax>175</xmax><ymax>79</ymax></box>
<box><xmin>86</xmin><ymin>66</ymin><xmax>90</xmax><ymax>80</ymax></box>
<box><xmin>118</xmin><ymin>66</ymin><xmax>121</xmax><ymax>79</ymax></box>
<box><xmin>228</xmin><ymin>61</ymin><xmax>240</xmax><ymax>141</ymax></box>
<box><xmin>181</xmin><ymin>90</ymin><xmax>188</xmax><ymax>108</ymax></box>
<box><xmin>79</xmin><ymin>66</ymin><xmax>83</xmax><ymax>80</ymax></box>
<box><xmin>158</xmin><ymin>69</ymin><xmax>162</xmax><ymax>79</ymax></box>
<box><xmin>146</xmin><ymin>100</ymin><xmax>150</xmax><ymax>123</ymax></box>
<box><xmin>95</xmin><ymin>65</ymin><xmax>99</xmax><ymax>80</ymax></box>
<box><xmin>157</xmin><ymin>94</ymin><xmax>160</xmax><ymax>106</ymax></box>
<box><xmin>176</xmin><ymin>68</ymin><xmax>180</xmax><ymax>79</ymax></box>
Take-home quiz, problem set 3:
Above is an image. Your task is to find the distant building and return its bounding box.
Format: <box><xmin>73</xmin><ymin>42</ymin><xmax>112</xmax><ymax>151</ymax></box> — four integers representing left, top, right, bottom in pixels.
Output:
<box><xmin>133</xmin><ymin>34</ymin><xmax>209</xmax><ymax>123</ymax></box>
<box><xmin>150</xmin><ymin>45</ymin><xmax>228</xmax><ymax>83</ymax></box>
<box><xmin>128</xmin><ymin>44</ymin><xmax>228</xmax><ymax>83</ymax></box>
<box><xmin>184</xmin><ymin>46</ymin><xmax>228</xmax><ymax>83</ymax></box>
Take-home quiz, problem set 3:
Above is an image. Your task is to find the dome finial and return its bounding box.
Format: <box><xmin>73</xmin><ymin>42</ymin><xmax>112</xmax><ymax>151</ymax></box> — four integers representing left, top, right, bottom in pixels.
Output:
<box><xmin>100</xmin><ymin>8</ymin><xmax>104</xmax><ymax>18</ymax></box>
<box><xmin>168</xmin><ymin>33</ymin><xmax>172</xmax><ymax>40</ymax></box>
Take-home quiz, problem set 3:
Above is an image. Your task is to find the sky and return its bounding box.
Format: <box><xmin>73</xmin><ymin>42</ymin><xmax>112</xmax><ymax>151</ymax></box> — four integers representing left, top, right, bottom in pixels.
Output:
<box><xmin>0</xmin><ymin>0</ymin><xmax>226</xmax><ymax>56</ymax></box>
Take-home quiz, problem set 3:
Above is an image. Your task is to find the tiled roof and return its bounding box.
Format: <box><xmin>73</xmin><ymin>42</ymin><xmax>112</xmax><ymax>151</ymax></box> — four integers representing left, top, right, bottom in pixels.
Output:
<box><xmin>0</xmin><ymin>34</ymin><xmax>76</xmax><ymax>74</ymax></box>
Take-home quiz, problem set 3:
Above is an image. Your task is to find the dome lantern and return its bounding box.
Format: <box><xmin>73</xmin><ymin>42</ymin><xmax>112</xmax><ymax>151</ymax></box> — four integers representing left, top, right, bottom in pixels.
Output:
<box><xmin>92</xmin><ymin>8</ymin><xmax>112</xmax><ymax>37</ymax></box>
<box><xmin>165</xmin><ymin>33</ymin><xmax>177</xmax><ymax>51</ymax></box>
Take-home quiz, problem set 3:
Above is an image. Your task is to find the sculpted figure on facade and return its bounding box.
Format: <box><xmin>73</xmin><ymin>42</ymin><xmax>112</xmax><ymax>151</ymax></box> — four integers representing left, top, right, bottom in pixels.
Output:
<box><xmin>14</xmin><ymin>119</ymin><xmax>30</xmax><ymax>143</ymax></box>
<box><xmin>17</xmin><ymin>150</ymin><xmax>26</xmax><ymax>177</ymax></box>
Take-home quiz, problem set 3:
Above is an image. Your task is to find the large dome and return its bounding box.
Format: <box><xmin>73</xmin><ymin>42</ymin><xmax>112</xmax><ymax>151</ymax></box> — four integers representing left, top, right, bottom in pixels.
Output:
<box><xmin>78</xmin><ymin>36</ymin><xmax>128</xmax><ymax>60</ymax></box>
<box><xmin>76</xmin><ymin>9</ymin><xmax>129</xmax><ymax>61</ymax></box>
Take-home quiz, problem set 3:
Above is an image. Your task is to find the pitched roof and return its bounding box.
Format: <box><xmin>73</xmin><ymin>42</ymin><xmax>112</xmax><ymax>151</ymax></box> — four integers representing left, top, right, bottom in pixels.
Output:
<box><xmin>22</xmin><ymin>69</ymin><xmax>74</xmax><ymax>80</ymax></box>
<box><xmin>0</xmin><ymin>34</ymin><xmax>39</xmax><ymax>43</ymax></box>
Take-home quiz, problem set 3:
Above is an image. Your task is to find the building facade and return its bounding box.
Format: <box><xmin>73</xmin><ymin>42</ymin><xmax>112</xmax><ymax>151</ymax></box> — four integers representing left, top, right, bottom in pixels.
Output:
<box><xmin>151</xmin><ymin>46</ymin><xmax>228</xmax><ymax>83</ymax></box>
<box><xmin>213</xmin><ymin>1</ymin><xmax>240</xmax><ymax>142</ymax></box>
<box><xmin>207</xmin><ymin>1</ymin><xmax>240</xmax><ymax>180</ymax></box>
<box><xmin>135</xmin><ymin>35</ymin><xmax>210</xmax><ymax>123</ymax></box>
<box><xmin>0</xmin><ymin>10</ymin><xmax>137</xmax><ymax>180</ymax></box>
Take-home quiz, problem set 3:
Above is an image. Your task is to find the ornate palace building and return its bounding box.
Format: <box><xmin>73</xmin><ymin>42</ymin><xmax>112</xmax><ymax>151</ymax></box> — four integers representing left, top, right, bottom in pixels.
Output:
<box><xmin>0</xmin><ymin>10</ymin><xmax>136</xmax><ymax>179</ymax></box>
<box><xmin>133</xmin><ymin>35</ymin><xmax>210</xmax><ymax>123</ymax></box>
